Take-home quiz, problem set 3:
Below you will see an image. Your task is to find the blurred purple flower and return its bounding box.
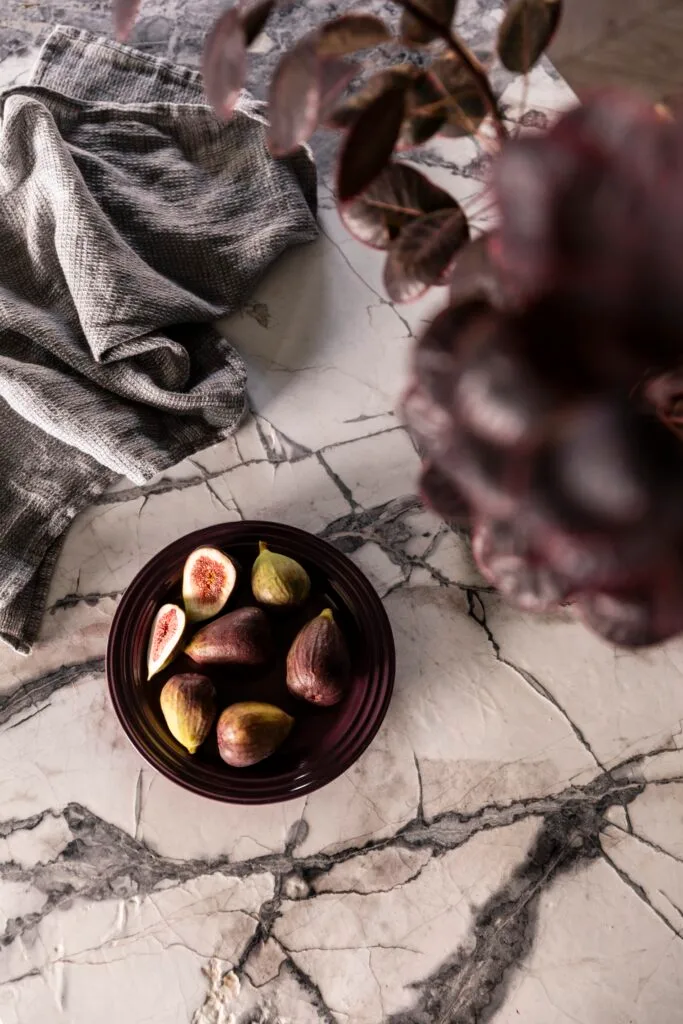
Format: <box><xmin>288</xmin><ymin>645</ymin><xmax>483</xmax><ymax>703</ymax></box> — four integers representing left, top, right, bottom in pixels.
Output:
<box><xmin>403</xmin><ymin>93</ymin><xmax>683</xmax><ymax>644</ymax></box>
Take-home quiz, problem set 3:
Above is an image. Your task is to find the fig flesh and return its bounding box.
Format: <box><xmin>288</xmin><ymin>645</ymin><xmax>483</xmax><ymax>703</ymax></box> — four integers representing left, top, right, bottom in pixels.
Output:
<box><xmin>217</xmin><ymin>702</ymin><xmax>294</xmax><ymax>767</ymax></box>
<box><xmin>160</xmin><ymin>673</ymin><xmax>216</xmax><ymax>754</ymax></box>
<box><xmin>286</xmin><ymin>608</ymin><xmax>350</xmax><ymax>706</ymax></box>
<box><xmin>183</xmin><ymin>546</ymin><xmax>237</xmax><ymax>622</ymax></box>
<box><xmin>185</xmin><ymin>606</ymin><xmax>272</xmax><ymax>666</ymax></box>
<box><xmin>147</xmin><ymin>603</ymin><xmax>186</xmax><ymax>679</ymax></box>
<box><xmin>251</xmin><ymin>541</ymin><xmax>310</xmax><ymax>607</ymax></box>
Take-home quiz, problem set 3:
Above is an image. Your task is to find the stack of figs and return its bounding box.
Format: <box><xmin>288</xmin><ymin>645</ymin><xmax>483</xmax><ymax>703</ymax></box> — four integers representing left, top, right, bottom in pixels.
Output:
<box><xmin>146</xmin><ymin>542</ymin><xmax>351</xmax><ymax>767</ymax></box>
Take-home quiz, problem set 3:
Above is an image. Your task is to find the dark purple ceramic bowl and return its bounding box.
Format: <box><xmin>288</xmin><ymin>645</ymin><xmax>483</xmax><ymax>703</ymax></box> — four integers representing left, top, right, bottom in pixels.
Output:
<box><xmin>107</xmin><ymin>521</ymin><xmax>395</xmax><ymax>804</ymax></box>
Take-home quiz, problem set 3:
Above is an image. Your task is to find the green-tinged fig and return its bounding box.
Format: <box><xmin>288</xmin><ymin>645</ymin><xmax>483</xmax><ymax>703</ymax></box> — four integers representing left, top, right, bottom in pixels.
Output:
<box><xmin>286</xmin><ymin>608</ymin><xmax>351</xmax><ymax>706</ymax></box>
<box><xmin>160</xmin><ymin>673</ymin><xmax>216</xmax><ymax>754</ymax></box>
<box><xmin>217</xmin><ymin>702</ymin><xmax>294</xmax><ymax>767</ymax></box>
<box><xmin>183</xmin><ymin>546</ymin><xmax>237</xmax><ymax>622</ymax></box>
<box><xmin>251</xmin><ymin>541</ymin><xmax>310</xmax><ymax>607</ymax></box>
<box><xmin>185</xmin><ymin>606</ymin><xmax>272</xmax><ymax>666</ymax></box>
<box><xmin>147</xmin><ymin>603</ymin><xmax>186</xmax><ymax>679</ymax></box>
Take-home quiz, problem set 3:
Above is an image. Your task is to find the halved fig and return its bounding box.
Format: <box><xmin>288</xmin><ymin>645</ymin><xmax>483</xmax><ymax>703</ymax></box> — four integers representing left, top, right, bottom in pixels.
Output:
<box><xmin>147</xmin><ymin>603</ymin><xmax>186</xmax><ymax>679</ymax></box>
<box><xmin>182</xmin><ymin>546</ymin><xmax>237</xmax><ymax>622</ymax></box>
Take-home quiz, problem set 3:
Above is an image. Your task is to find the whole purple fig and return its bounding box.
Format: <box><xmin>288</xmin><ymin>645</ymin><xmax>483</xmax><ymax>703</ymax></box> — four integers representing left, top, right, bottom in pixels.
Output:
<box><xmin>286</xmin><ymin>608</ymin><xmax>350</xmax><ymax>707</ymax></box>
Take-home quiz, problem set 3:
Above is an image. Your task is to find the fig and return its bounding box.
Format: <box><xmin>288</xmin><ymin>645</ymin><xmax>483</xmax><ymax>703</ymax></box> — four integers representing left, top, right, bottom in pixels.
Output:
<box><xmin>217</xmin><ymin>702</ymin><xmax>294</xmax><ymax>767</ymax></box>
<box><xmin>286</xmin><ymin>608</ymin><xmax>350</xmax><ymax>706</ymax></box>
<box><xmin>251</xmin><ymin>541</ymin><xmax>311</xmax><ymax>607</ymax></box>
<box><xmin>147</xmin><ymin>603</ymin><xmax>186</xmax><ymax>679</ymax></box>
<box><xmin>183</xmin><ymin>546</ymin><xmax>237</xmax><ymax>622</ymax></box>
<box><xmin>160</xmin><ymin>673</ymin><xmax>216</xmax><ymax>754</ymax></box>
<box><xmin>185</xmin><ymin>606</ymin><xmax>272</xmax><ymax>666</ymax></box>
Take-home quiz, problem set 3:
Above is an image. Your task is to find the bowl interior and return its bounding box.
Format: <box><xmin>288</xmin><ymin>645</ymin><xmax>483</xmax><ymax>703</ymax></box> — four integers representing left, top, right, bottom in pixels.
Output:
<box><xmin>107</xmin><ymin>522</ymin><xmax>394</xmax><ymax>803</ymax></box>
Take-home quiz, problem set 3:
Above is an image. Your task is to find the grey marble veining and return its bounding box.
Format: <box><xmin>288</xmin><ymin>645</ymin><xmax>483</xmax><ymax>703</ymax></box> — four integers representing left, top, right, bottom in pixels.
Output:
<box><xmin>1</xmin><ymin>3</ymin><xmax>682</xmax><ymax>1024</ymax></box>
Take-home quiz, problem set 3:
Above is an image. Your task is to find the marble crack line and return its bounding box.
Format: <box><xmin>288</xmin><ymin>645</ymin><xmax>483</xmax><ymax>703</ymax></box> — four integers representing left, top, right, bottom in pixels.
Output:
<box><xmin>600</xmin><ymin>849</ymin><xmax>683</xmax><ymax>943</ymax></box>
<box><xmin>388</xmin><ymin>793</ymin><xmax>623</xmax><ymax>1024</ymax></box>
<box><xmin>6</xmin><ymin>706</ymin><xmax>45</xmax><ymax>731</ymax></box>
<box><xmin>308</xmin><ymin>859</ymin><xmax>432</xmax><ymax>900</ymax></box>
<box><xmin>8</xmin><ymin>935</ymin><xmax>239</xmax><ymax>984</ymax></box>
<box><xmin>0</xmin><ymin>656</ymin><xmax>105</xmax><ymax>731</ymax></box>
<box><xmin>90</xmin><ymin>423</ymin><xmax>408</xmax><ymax>509</ymax></box>
<box><xmin>318</xmin><ymin>220</ymin><xmax>384</xmax><ymax>303</ymax></box>
<box><xmin>404</xmin><ymin>147</ymin><xmax>491</xmax><ymax>180</ymax></box>
<box><xmin>465</xmin><ymin>590</ymin><xmax>610</xmax><ymax>778</ymax></box>
<box><xmin>232</xmin><ymin>815</ymin><xmax>312</xmax><ymax>989</ymax></box>
<box><xmin>317</xmin><ymin>496</ymin><xmax>493</xmax><ymax>596</ymax></box>
<box><xmin>0</xmin><ymin>769</ymin><xmax>648</xmax><ymax>955</ymax></box>
<box><xmin>414</xmin><ymin>751</ymin><xmax>426</xmax><ymax>826</ymax></box>
<box><xmin>284</xmin><ymin>940</ymin><xmax>422</xmax><ymax>956</ymax></box>
<box><xmin>234</xmin><ymin>874</ymin><xmax>285</xmax><ymax>977</ymax></box>
<box><xmin>0</xmin><ymin>806</ymin><xmax>60</xmax><ymax>841</ymax></box>
<box><xmin>203</xmin><ymin>478</ymin><xmax>239</xmax><ymax>520</ymax></box>
<box><xmin>440</xmin><ymin>845</ymin><xmax>569</xmax><ymax>1024</ymax></box>
<box><xmin>607</xmin><ymin>821</ymin><xmax>683</xmax><ymax>868</ymax></box>
<box><xmin>318</xmin><ymin>220</ymin><xmax>415</xmax><ymax>343</ymax></box>
<box><xmin>47</xmin><ymin>588</ymin><xmax>124</xmax><ymax>614</ymax></box>
<box><xmin>344</xmin><ymin>411</ymin><xmax>397</xmax><ymax>425</ymax></box>
<box><xmin>93</xmin><ymin>456</ymin><xmax>269</xmax><ymax>506</ymax></box>
<box><xmin>659</xmin><ymin>890</ymin><xmax>683</xmax><ymax>926</ymax></box>
<box><xmin>316</xmin><ymin>451</ymin><xmax>360</xmax><ymax>510</ymax></box>
<box><xmin>271</xmin><ymin>935</ymin><xmax>339</xmax><ymax>1024</ymax></box>
<box><xmin>251</xmin><ymin>407</ymin><xmax>312</xmax><ymax>464</ymax></box>
<box><xmin>185</xmin><ymin>460</ymin><xmax>246</xmax><ymax>524</ymax></box>
<box><xmin>370</xmin><ymin>948</ymin><xmax>388</xmax><ymax>1020</ymax></box>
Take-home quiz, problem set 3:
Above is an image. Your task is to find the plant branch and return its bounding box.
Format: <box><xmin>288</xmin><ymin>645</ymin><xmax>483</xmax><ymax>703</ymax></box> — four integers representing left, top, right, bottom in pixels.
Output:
<box><xmin>396</xmin><ymin>0</ymin><xmax>508</xmax><ymax>143</ymax></box>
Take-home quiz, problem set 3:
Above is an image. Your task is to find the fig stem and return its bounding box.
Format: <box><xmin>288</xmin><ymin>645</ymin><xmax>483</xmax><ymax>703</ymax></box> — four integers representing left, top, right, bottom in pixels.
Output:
<box><xmin>320</xmin><ymin>608</ymin><xmax>334</xmax><ymax>621</ymax></box>
<box><xmin>259</xmin><ymin>541</ymin><xmax>269</xmax><ymax>554</ymax></box>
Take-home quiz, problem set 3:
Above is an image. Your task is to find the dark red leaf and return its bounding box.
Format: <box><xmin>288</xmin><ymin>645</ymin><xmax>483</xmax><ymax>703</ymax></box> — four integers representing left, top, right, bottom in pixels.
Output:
<box><xmin>325</xmin><ymin>67</ymin><xmax>417</xmax><ymax>130</ymax></box>
<box><xmin>530</xmin><ymin>398</ymin><xmax>683</xmax><ymax>535</ymax></box>
<box><xmin>448</xmin><ymin>234</ymin><xmax>506</xmax><ymax>308</ymax></box>
<box><xmin>429</xmin><ymin>54</ymin><xmax>464</xmax><ymax>91</ymax></box>
<box><xmin>398</xmin><ymin>70</ymin><xmax>447</xmax><ymax>146</ymax></box>
<box><xmin>430</xmin><ymin>58</ymin><xmax>487</xmax><ymax>136</ymax></box>
<box><xmin>113</xmin><ymin>0</ymin><xmax>141</xmax><ymax>41</ymax></box>
<box><xmin>318</xmin><ymin>57</ymin><xmax>362</xmax><ymax>124</ymax></box>
<box><xmin>400</xmin><ymin>0</ymin><xmax>458</xmax><ymax>45</ymax></box>
<box><xmin>383</xmin><ymin>207</ymin><xmax>469</xmax><ymax>302</ymax></box>
<box><xmin>453</xmin><ymin>324</ymin><xmax>548</xmax><ymax>446</ymax></box>
<box><xmin>402</xmin><ymin>375</ymin><xmax>459</xmax><ymax>463</ymax></box>
<box><xmin>497</xmin><ymin>0</ymin><xmax>563</xmax><ymax>74</ymax></box>
<box><xmin>337</xmin><ymin>87</ymin><xmax>408</xmax><ymax>202</ymax></box>
<box><xmin>331</xmin><ymin>67</ymin><xmax>449</xmax><ymax>147</ymax></box>
<box><xmin>472</xmin><ymin>516</ymin><xmax>572</xmax><ymax>612</ymax></box>
<box><xmin>575</xmin><ymin>566</ymin><xmax>683</xmax><ymax>647</ymax></box>
<box><xmin>413</xmin><ymin>300</ymin><xmax>494</xmax><ymax>414</ymax></box>
<box><xmin>317</xmin><ymin>13</ymin><xmax>392</xmax><ymax>57</ymax></box>
<box><xmin>419</xmin><ymin>460</ymin><xmax>470</xmax><ymax>524</ymax></box>
<box><xmin>203</xmin><ymin>7</ymin><xmax>247</xmax><ymax>120</ymax></box>
<box><xmin>400</xmin><ymin>109</ymin><xmax>446</xmax><ymax>146</ymax></box>
<box><xmin>443</xmin><ymin>425</ymin><xmax>520</xmax><ymax>518</ymax></box>
<box><xmin>575</xmin><ymin>590</ymin><xmax>658</xmax><ymax>647</ymax></box>
<box><xmin>268</xmin><ymin>39</ymin><xmax>320</xmax><ymax>156</ymax></box>
<box><xmin>240</xmin><ymin>0</ymin><xmax>276</xmax><ymax>46</ymax></box>
<box><xmin>340</xmin><ymin>162</ymin><xmax>459</xmax><ymax>249</ymax></box>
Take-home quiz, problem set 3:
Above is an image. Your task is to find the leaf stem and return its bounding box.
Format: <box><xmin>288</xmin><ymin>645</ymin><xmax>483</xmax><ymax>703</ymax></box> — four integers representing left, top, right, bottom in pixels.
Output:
<box><xmin>396</xmin><ymin>0</ymin><xmax>508</xmax><ymax>142</ymax></box>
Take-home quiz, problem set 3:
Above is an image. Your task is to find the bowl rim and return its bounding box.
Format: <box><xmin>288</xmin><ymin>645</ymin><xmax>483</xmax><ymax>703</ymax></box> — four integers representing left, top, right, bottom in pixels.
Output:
<box><xmin>107</xmin><ymin>520</ymin><xmax>396</xmax><ymax>804</ymax></box>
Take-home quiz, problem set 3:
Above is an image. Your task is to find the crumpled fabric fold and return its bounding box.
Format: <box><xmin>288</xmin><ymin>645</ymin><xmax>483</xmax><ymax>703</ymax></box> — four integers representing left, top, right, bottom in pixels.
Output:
<box><xmin>0</xmin><ymin>26</ymin><xmax>318</xmax><ymax>652</ymax></box>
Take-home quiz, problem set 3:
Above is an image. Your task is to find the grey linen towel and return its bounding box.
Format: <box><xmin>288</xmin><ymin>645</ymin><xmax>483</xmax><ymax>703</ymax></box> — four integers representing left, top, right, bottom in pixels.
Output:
<box><xmin>0</xmin><ymin>26</ymin><xmax>318</xmax><ymax>653</ymax></box>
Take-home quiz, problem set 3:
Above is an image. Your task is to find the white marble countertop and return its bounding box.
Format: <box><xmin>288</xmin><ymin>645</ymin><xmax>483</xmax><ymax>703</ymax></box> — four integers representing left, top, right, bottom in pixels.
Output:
<box><xmin>1</xmin><ymin>4</ymin><xmax>683</xmax><ymax>1023</ymax></box>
